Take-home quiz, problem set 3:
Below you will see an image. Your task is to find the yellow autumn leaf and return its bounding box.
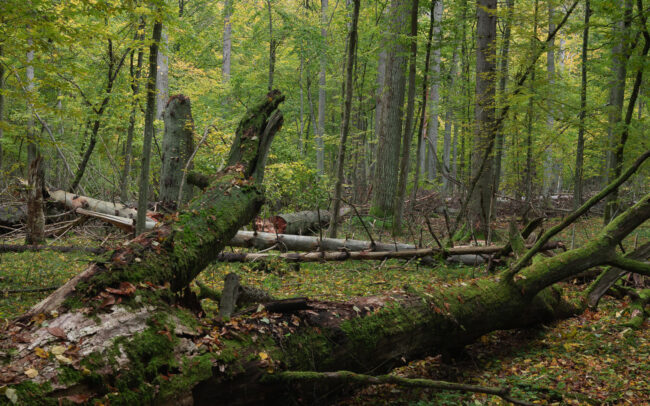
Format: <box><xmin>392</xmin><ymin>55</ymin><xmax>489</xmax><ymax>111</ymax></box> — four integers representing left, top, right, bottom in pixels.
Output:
<box><xmin>259</xmin><ymin>352</ymin><xmax>269</xmax><ymax>360</ymax></box>
<box><xmin>34</xmin><ymin>347</ymin><xmax>49</xmax><ymax>359</ymax></box>
<box><xmin>56</xmin><ymin>355</ymin><xmax>73</xmax><ymax>364</ymax></box>
<box><xmin>51</xmin><ymin>345</ymin><xmax>66</xmax><ymax>356</ymax></box>
<box><xmin>24</xmin><ymin>368</ymin><xmax>38</xmax><ymax>378</ymax></box>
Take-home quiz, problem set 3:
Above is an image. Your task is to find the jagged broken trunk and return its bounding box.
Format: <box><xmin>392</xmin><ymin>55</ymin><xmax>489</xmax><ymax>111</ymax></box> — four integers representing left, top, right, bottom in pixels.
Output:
<box><xmin>1</xmin><ymin>93</ymin><xmax>649</xmax><ymax>404</ymax></box>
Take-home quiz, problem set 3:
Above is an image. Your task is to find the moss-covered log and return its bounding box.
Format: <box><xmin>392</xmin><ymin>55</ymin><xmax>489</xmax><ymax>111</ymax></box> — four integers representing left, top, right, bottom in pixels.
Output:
<box><xmin>1</xmin><ymin>121</ymin><xmax>648</xmax><ymax>405</ymax></box>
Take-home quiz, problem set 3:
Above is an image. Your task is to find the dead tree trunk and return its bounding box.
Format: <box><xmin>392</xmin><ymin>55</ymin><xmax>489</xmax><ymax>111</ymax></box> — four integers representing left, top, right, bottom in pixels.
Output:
<box><xmin>160</xmin><ymin>94</ymin><xmax>196</xmax><ymax>208</ymax></box>
<box><xmin>2</xmin><ymin>135</ymin><xmax>648</xmax><ymax>405</ymax></box>
<box><xmin>25</xmin><ymin>155</ymin><xmax>45</xmax><ymax>245</ymax></box>
<box><xmin>270</xmin><ymin>208</ymin><xmax>350</xmax><ymax>235</ymax></box>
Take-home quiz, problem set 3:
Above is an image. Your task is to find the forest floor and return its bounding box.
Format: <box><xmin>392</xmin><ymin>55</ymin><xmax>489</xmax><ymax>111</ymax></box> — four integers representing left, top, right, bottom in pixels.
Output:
<box><xmin>0</xmin><ymin>215</ymin><xmax>648</xmax><ymax>405</ymax></box>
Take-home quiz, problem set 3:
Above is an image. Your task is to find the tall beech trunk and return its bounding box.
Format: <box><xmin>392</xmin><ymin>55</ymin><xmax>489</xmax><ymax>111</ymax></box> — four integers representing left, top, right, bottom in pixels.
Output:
<box><xmin>329</xmin><ymin>0</ymin><xmax>360</xmax><ymax>238</ymax></box>
<box><xmin>316</xmin><ymin>0</ymin><xmax>328</xmax><ymax>175</ymax></box>
<box><xmin>160</xmin><ymin>95</ymin><xmax>196</xmax><ymax>207</ymax></box>
<box><xmin>2</xmin><ymin>105</ymin><xmax>650</xmax><ymax>405</ymax></box>
<box><xmin>393</xmin><ymin>0</ymin><xmax>419</xmax><ymax>233</ymax></box>
<box><xmin>370</xmin><ymin>0</ymin><xmax>410</xmax><ymax>217</ymax></box>
<box><xmin>470</xmin><ymin>0</ymin><xmax>497</xmax><ymax>237</ymax></box>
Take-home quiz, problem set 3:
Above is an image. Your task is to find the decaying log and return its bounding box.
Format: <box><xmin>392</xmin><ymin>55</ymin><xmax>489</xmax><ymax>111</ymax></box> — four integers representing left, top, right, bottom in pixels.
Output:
<box><xmin>269</xmin><ymin>208</ymin><xmax>351</xmax><ymax>235</ymax></box>
<box><xmin>1</xmin><ymin>117</ymin><xmax>648</xmax><ymax>406</ymax></box>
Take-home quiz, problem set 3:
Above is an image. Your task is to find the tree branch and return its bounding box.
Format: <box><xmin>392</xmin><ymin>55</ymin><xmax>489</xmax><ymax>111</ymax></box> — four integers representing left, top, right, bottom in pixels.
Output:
<box><xmin>508</xmin><ymin>150</ymin><xmax>650</xmax><ymax>276</ymax></box>
<box><xmin>606</xmin><ymin>255</ymin><xmax>650</xmax><ymax>276</ymax></box>
<box><xmin>272</xmin><ymin>370</ymin><xmax>534</xmax><ymax>406</ymax></box>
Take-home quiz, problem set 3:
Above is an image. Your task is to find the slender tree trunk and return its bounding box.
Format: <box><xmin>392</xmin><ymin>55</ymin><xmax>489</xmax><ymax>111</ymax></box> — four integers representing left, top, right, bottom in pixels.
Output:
<box><xmin>222</xmin><ymin>0</ymin><xmax>232</xmax><ymax>82</ymax></box>
<box><xmin>492</xmin><ymin>0</ymin><xmax>514</xmax><ymax>202</ymax></box>
<box><xmin>317</xmin><ymin>0</ymin><xmax>328</xmax><ymax>175</ymax></box>
<box><xmin>26</xmin><ymin>35</ymin><xmax>36</xmax><ymax>168</ymax></box>
<box><xmin>574</xmin><ymin>0</ymin><xmax>590</xmax><ymax>210</ymax></box>
<box><xmin>328</xmin><ymin>0</ymin><xmax>360</xmax><ymax>238</ymax></box>
<box><xmin>411</xmin><ymin>0</ymin><xmax>436</xmax><ymax>207</ymax></box>
<box><xmin>469</xmin><ymin>0</ymin><xmax>497</xmax><ymax>236</ymax></box>
<box><xmin>70</xmin><ymin>40</ymin><xmax>128</xmax><ymax>192</ymax></box>
<box><xmin>156</xmin><ymin>30</ymin><xmax>169</xmax><ymax>120</ymax></box>
<box><xmin>524</xmin><ymin>0</ymin><xmax>539</xmax><ymax>205</ymax></box>
<box><xmin>267</xmin><ymin>0</ymin><xmax>276</xmax><ymax>91</ymax></box>
<box><xmin>604</xmin><ymin>0</ymin><xmax>633</xmax><ymax>222</ymax></box>
<box><xmin>542</xmin><ymin>5</ymin><xmax>556</xmax><ymax>198</ymax></box>
<box><xmin>373</xmin><ymin>48</ymin><xmax>387</xmax><ymax>178</ymax></box>
<box><xmin>25</xmin><ymin>156</ymin><xmax>45</xmax><ymax>245</ymax></box>
<box><xmin>426</xmin><ymin>0</ymin><xmax>443</xmax><ymax>181</ymax></box>
<box><xmin>120</xmin><ymin>23</ymin><xmax>146</xmax><ymax>202</ymax></box>
<box><xmin>442</xmin><ymin>48</ymin><xmax>459</xmax><ymax>194</ymax></box>
<box><xmin>370</xmin><ymin>0</ymin><xmax>410</xmax><ymax>218</ymax></box>
<box><xmin>393</xmin><ymin>0</ymin><xmax>419</xmax><ymax>232</ymax></box>
<box><xmin>136</xmin><ymin>19</ymin><xmax>163</xmax><ymax>236</ymax></box>
<box><xmin>299</xmin><ymin>53</ymin><xmax>305</xmax><ymax>154</ymax></box>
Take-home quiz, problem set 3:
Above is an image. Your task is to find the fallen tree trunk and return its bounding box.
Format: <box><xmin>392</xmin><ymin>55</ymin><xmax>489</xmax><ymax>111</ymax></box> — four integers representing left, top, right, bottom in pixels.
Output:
<box><xmin>269</xmin><ymin>208</ymin><xmax>351</xmax><ymax>235</ymax></box>
<box><xmin>1</xmin><ymin>120</ymin><xmax>648</xmax><ymax>406</ymax></box>
<box><xmin>217</xmin><ymin>241</ymin><xmax>564</xmax><ymax>263</ymax></box>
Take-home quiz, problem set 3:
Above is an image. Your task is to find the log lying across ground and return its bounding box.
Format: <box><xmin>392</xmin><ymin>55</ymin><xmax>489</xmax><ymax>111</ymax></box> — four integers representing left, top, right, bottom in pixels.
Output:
<box><xmin>0</xmin><ymin>101</ymin><xmax>648</xmax><ymax>406</ymax></box>
<box><xmin>269</xmin><ymin>208</ymin><xmax>351</xmax><ymax>235</ymax></box>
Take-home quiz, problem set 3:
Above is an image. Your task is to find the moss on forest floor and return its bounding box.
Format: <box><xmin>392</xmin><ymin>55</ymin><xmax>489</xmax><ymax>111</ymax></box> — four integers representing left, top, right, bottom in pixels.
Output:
<box><xmin>0</xmin><ymin>217</ymin><xmax>648</xmax><ymax>404</ymax></box>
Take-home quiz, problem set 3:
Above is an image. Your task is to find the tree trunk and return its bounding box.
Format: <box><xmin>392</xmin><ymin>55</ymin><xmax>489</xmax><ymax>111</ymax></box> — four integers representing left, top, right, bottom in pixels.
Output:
<box><xmin>542</xmin><ymin>5</ymin><xmax>556</xmax><ymax>198</ymax></box>
<box><xmin>26</xmin><ymin>34</ymin><xmax>37</xmax><ymax>168</ymax></box>
<box><xmin>136</xmin><ymin>19</ymin><xmax>163</xmax><ymax>235</ymax></box>
<box><xmin>272</xmin><ymin>208</ymin><xmax>349</xmax><ymax>235</ymax></box>
<box><xmin>469</xmin><ymin>0</ymin><xmax>497</xmax><ymax>237</ymax></box>
<box><xmin>267</xmin><ymin>0</ymin><xmax>276</xmax><ymax>92</ymax></box>
<box><xmin>442</xmin><ymin>48</ymin><xmax>459</xmax><ymax>194</ymax></box>
<box><xmin>603</xmin><ymin>0</ymin><xmax>633</xmax><ymax>222</ymax></box>
<box><xmin>370</xmin><ymin>0</ymin><xmax>410</xmax><ymax>218</ymax></box>
<box><xmin>156</xmin><ymin>30</ymin><xmax>169</xmax><ymax>120</ymax></box>
<box><xmin>605</xmin><ymin>0</ymin><xmax>649</xmax><ymax>221</ymax></box>
<box><xmin>316</xmin><ymin>0</ymin><xmax>328</xmax><ymax>175</ymax></box>
<box><xmin>25</xmin><ymin>156</ymin><xmax>45</xmax><ymax>245</ymax></box>
<box><xmin>329</xmin><ymin>0</ymin><xmax>360</xmax><ymax>238</ymax></box>
<box><xmin>120</xmin><ymin>21</ymin><xmax>146</xmax><ymax>202</ymax></box>
<box><xmin>574</xmin><ymin>0</ymin><xmax>590</xmax><ymax>210</ymax></box>
<box><xmin>70</xmin><ymin>40</ymin><xmax>128</xmax><ymax>193</ymax></box>
<box><xmin>160</xmin><ymin>95</ymin><xmax>196</xmax><ymax>207</ymax></box>
<box><xmin>410</xmin><ymin>0</ymin><xmax>436</xmax><ymax>208</ymax></box>
<box><xmin>491</xmin><ymin>0</ymin><xmax>513</xmax><ymax>205</ymax></box>
<box><xmin>393</xmin><ymin>0</ymin><xmax>419</xmax><ymax>233</ymax></box>
<box><xmin>223</xmin><ymin>0</ymin><xmax>232</xmax><ymax>82</ymax></box>
<box><xmin>425</xmin><ymin>0</ymin><xmax>443</xmax><ymax>181</ymax></box>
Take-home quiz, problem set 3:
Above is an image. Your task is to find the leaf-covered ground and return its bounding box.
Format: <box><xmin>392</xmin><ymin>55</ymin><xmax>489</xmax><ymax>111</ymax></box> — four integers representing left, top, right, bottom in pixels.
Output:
<box><xmin>0</xmin><ymin>217</ymin><xmax>648</xmax><ymax>404</ymax></box>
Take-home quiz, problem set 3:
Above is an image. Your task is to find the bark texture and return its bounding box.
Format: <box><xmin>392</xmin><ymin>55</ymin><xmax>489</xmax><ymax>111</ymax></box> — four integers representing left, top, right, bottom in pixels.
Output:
<box><xmin>160</xmin><ymin>94</ymin><xmax>196</xmax><ymax>207</ymax></box>
<box><xmin>25</xmin><ymin>156</ymin><xmax>45</xmax><ymax>245</ymax></box>
<box><xmin>371</xmin><ymin>0</ymin><xmax>410</xmax><ymax>217</ymax></box>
